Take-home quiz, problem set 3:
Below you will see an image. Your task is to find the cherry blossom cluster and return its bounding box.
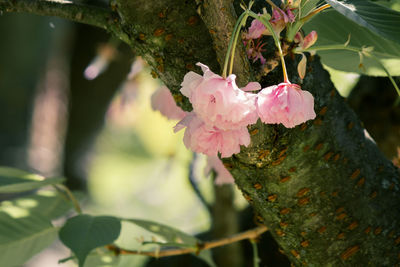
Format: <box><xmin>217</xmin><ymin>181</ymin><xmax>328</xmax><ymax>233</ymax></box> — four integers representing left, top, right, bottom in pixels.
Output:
<box><xmin>174</xmin><ymin>63</ymin><xmax>316</xmax><ymax>158</ymax></box>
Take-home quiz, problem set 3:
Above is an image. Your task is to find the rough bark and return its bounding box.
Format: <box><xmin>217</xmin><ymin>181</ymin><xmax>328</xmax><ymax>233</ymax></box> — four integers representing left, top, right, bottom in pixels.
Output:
<box><xmin>114</xmin><ymin>0</ymin><xmax>400</xmax><ymax>265</ymax></box>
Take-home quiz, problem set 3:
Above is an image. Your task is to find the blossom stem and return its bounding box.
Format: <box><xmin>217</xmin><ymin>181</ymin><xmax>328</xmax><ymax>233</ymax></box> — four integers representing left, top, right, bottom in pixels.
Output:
<box><xmin>222</xmin><ymin>1</ymin><xmax>256</xmax><ymax>78</ymax></box>
<box><xmin>248</xmin><ymin>11</ymin><xmax>289</xmax><ymax>83</ymax></box>
<box><xmin>222</xmin><ymin>11</ymin><xmax>248</xmax><ymax>78</ymax></box>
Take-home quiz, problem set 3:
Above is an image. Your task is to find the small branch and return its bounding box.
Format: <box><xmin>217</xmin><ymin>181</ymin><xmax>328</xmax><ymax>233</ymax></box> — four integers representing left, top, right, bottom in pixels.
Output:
<box><xmin>107</xmin><ymin>225</ymin><xmax>268</xmax><ymax>258</ymax></box>
<box><xmin>0</xmin><ymin>0</ymin><xmax>126</xmax><ymax>41</ymax></box>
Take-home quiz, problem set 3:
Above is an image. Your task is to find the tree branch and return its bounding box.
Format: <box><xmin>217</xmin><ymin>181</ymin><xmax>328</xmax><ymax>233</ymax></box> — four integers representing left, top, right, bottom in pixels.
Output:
<box><xmin>0</xmin><ymin>0</ymin><xmax>127</xmax><ymax>41</ymax></box>
<box><xmin>106</xmin><ymin>225</ymin><xmax>268</xmax><ymax>258</ymax></box>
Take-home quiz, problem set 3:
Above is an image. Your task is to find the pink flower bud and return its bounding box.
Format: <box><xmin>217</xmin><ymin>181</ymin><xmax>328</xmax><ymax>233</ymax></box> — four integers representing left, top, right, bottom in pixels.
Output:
<box><xmin>302</xmin><ymin>31</ymin><xmax>318</xmax><ymax>50</ymax></box>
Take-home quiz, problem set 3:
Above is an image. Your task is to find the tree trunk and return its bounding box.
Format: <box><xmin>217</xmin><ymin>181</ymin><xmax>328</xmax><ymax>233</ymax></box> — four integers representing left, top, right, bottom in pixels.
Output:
<box><xmin>114</xmin><ymin>0</ymin><xmax>400</xmax><ymax>265</ymax></box>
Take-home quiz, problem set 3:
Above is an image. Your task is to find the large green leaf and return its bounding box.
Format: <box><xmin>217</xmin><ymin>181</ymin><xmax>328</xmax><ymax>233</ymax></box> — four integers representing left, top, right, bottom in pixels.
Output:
<box><xmin>124</xmin><ymin>218</ymin><xmax>216</xmax><ymax>267</ymax></box>
<box><xmin>303</xmin><ymin>10</ymin><xmax>400</xmax><ymax>75</ymax></box>
<box><xmin>0</xmin><ymin>212</ymin><xmax>58</xmax><ymax>266</ymax></box>
<box><xmin>325</xmin><ymin>0</ymin><xmax>400</xmax><ymax>43</ymax></box>
<box><xmin>0</xmin><ymin>166</ymin><xmax>65</xmax><ymax>193</ymax></box>
<box><xmin>59</xmin><ymin>215</ymin><xmax>121</xmax><ymax>267</ymax></box>
<box><xmin>0</xmin><ymin>190</ymin><xmax>73</xmax><ymax>220</ymax></box>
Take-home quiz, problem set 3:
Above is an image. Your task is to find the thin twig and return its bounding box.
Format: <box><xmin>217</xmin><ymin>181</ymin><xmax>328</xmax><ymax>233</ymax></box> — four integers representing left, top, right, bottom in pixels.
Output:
<box><xmin>188</xmin><ymin>153</ymin><xmax>212</xmax><ymax>213</ymax></box>
<box><xmin>107</xmin><ymin>225</ymin><xmax>268</xmax><ymax>258</ymax></box>
<box><xmin>0</xmin><ymin>0</ymin><xmax>127</xmax><ymax>42</ymax></box>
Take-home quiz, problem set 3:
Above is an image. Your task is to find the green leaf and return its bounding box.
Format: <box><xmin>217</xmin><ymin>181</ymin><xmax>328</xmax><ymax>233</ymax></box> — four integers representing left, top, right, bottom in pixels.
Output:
<box><xmin>59</xmin><ymin>215</ymin><xmax>121</xmax><ymax>267</ymax></box>
<box><xmin>0</xmin><ymin>212</ymin><xmax>58</xmax><ymax>266</ymax></box>
<box><xmin>303</xmin><ymin>10</ymin><xmax>400</xmax><ymax>75</ymax></box>
<box><xmin>300</xmin><ymin>0</ymin><xmax>321</xmax><ymax>17</ymax></box>
<box><xmin>325</xmin><ymin>0</ymin><xmax>400</xmax><ymax>43</ymax></box>
<box><xmin>0</xmin><ymin>166</ymin><xmax>65</xmax><ymax>193</ymax></box>
<box><xmin>0</xmin><ymin>190</ymin><xmax>74</xmax><ymax>220</ymax></box>
<box><xmin>124</xmin><ymin>219</ymin><xmax>216</xmax><ymax>267</ymax></box>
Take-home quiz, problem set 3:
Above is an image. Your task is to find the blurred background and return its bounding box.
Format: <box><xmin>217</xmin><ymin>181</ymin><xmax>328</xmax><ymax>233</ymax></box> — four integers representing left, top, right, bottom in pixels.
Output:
<box><xmin>0</xmin><ymin>5</ymin><xmax>399</xmax><ymax>267</ymax></box>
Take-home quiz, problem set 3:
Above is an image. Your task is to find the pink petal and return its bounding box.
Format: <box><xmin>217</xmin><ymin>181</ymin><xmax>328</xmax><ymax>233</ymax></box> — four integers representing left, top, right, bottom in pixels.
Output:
<box><xmin>151</xmin><ymin>86</ymin><xmax>186</xmax><ymax>120</ymax></box>
<box><xmin>205</xmin><ymin>156</ymin><xmax>235</xmax><ymax>185</ymax></box>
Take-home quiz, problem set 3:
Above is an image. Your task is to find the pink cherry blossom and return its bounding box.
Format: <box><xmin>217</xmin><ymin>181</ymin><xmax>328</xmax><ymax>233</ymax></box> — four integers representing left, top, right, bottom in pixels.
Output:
<box><xmin>151</xmin><ymin>85</ymin><xmax>186</xmax><ymax>120</ymax></box>
<box><xmin>205</xmin><ymin>156</ymin><xmax>235</xmax><ymax>185</ymax></box>
<box><xmin>180</xmin><ymin>63</ymin><xmax>259</xmax><ymax>130</ymax></box>
<box><xmin>174</xmin><ymin>113</ymin><xmax>251</xmax><ymax>158</ymax></box>
<box><xmin>256</xmin><ymin>82</ymin><xmax>316</xmax><ymax>128</ymax></box>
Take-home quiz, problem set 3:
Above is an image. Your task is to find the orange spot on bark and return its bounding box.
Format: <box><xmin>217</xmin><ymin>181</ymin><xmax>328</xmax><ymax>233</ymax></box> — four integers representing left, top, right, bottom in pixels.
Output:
<box><xmin>280</xmin><ymin>176</ymin><xmax>291</xmax><ymax>183</ymax></box>
<box><xmin>333</xmin><ymin>153</ymin><xmax>341</xmax><ymax>161</ymax></box>
<box><xmin>337</xmin><ymin>232</ymin><xmax>345</xmax><ymax>239</ymax></box>
<box><xmin>254</xmin><ymin>183</ymin><xmax>262</xmax><ymax>190</ymax></box>
<box><xmin>165</xmin><ymin>34</ymin><xmax>173</xmax><ymax>41</ymax></box>
<box><xmin>303</xmin><ymin>145</ymin><xmax>310</xmax><ymax>152</ymax></box>
<box><xmin>250</xmin><ymin>128</ymin><xmax>259</xmax><ymax>135</ymax></box>
<box><xmin>280</xmin><ymin>208</ymin><xmax>291</xmax><ymax>215</ymax></box>
<box><xmin>280</xmin><ymin>221</ymin><xmax>289</xmax><ymax>228</ymax></box>
<box><xmin>297</xmin><ymin>188</ymin><xmax>310</xmax><ymax>198</ymax></box>
<box><xmin>300</xmin><ymin>123</ymin><xmax>307</xmax><ymax>131</ymax></box>
<box><xmin>318</xmin><ymin>226</ymin><xmax>327</xmax><ymax>234</ymax></box>
<box><xmin>324</xmin><ymin>152</ymin><xmax>333</xmax><ymax>161</ymax></box>
<box><xmin>289</xmin><ymin>167</ymin><xmax>296</xmax><ymax>172</ymax></box>
<box><xmin>315</xmin><ymin>143</ymin><xmax>323</xmax><ymax>151</ymax></box>
<box><xmin>154</xmin><ymin>28</ymin><xmax>165</xmax><ymax>36</ymax></box>
<box><xmin>276</xmin><ymin>229</ymin><xmax>285</xmax><ymax>236</ymax></box>
<box><xmin>336</xmin><ymin>207</ymin><xmax>345</xmax><ymax>213</ymax></box>
<box><xmin>340</xmin><ymin>245</ymin><xmax>360</xmax><ymax>260</ymax></box>
<box><xmin>291</xmin><ymin>250</ymin><xmax>300</xmax><ymax>259</ymax></box>
<box><xmin>374</xmin><ymin>227</ymin><xmax>382</xmax><ymax>235</ymax></box>
<box><xmin>347</xmin><ymin>221</ymin><xmax>359</xmax><ymax>231</ymax></box>
<box><xmin>267</xmin><ymin>194</ymin><xmax>277</xmax><ymax>202</ymax></box>
<box><xmin>330</xmin><ymin>89</ymin><xmax>336</xmax><ymax>98</ymax></box>
<box><xmin>301</xmin><ymin>240</ymin><xmax>309</xmax><ymax>247</ymax></box>
<box><xmin>364</xmin><ymin>226</ymin><xmax>372</xmax><ymax>234</ymax></box>
<box><xmin>336</xmin><ymin>213</ymin><xmax>347</xmax><ymax>220</ymax></box>
<box><xmin>370</xmin><ymin>191</ymin><xmax>377</xmax><ymax>199</ymax></box>
<box><xmin>357</xmin><ymin>177</ymin><xmax>366</xmax><ymax>187</ymax></box>
<box><xmin>350</xmin><ymin>169</ymin><xmax>360</xmax><ymax>180</ymax></box>
<box><xmin>187</xmin><ymin>16</ymin><xmax>198</xmax><ymax>26</ymax></box>
<box><xmin>298</xmin><ymin>197</ymin><xmax>310</xmax><ymax>206</ymax></box>
<box><xmin>319</xmin><ymin>106</ymin><xmax>328</xmax><ymax>116</ymax></box>
<box><xmin>313</xmin><ymin>118</ymin><xmax>323</xmax><ymax>126</ymax></box>
<box><xmin>258</xmin><ymin>149</ymin><xmax>269</xmax><ymax>160</ymax></box>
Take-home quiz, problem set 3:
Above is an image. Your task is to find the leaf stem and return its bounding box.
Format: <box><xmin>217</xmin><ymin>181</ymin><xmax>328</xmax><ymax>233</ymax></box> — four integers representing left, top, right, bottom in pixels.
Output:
<box><xmin>54</xmin><ymin>184</ymin><xmax>82</xmax><ymax>214</ymax></box>
<box><xmin>106</xmin><ymin>225</ymin><xmax>268</xmax><ymax>258</ymax></box>
<box><xmin>296</xmin><ymin>45</ymin><xmax>400</xmax><ymax>98</ymax></box>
